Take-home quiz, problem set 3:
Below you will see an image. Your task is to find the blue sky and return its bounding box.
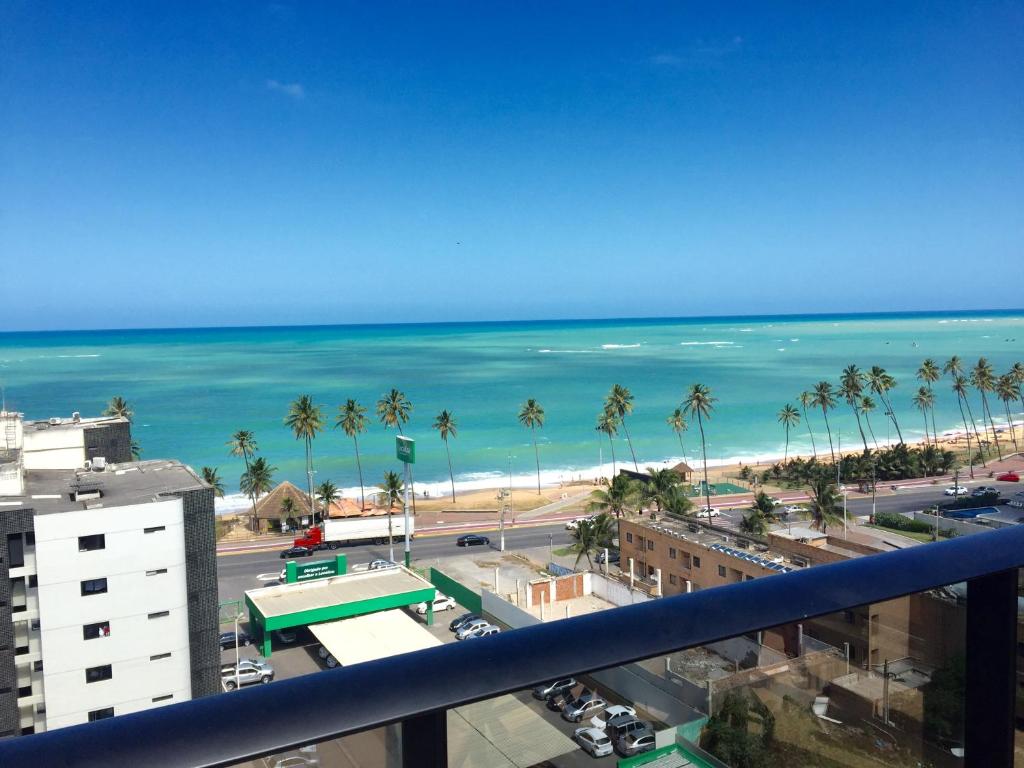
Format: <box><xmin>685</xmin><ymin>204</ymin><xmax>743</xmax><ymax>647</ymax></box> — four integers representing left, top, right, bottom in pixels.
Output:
<box><xmin>2</xmin><ymin>2</ymin><xmax>1022</xmax><ymax>331</ymax></box>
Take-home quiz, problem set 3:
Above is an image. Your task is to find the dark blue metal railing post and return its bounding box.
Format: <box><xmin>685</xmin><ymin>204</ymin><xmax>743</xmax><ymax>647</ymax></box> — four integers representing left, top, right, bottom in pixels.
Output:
<box><xmin>965</xmin><ymin>569</ymin><xmax>1017</xmax><ymax>768</ymax></box>
<box><xmin>401</xmin><ymin>710</ymin><xmax>447</xmax><ymax>767</ymax></box>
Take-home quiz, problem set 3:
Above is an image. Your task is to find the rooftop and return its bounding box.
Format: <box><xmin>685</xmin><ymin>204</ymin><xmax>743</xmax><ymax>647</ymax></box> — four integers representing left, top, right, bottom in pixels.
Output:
<box><xmin>0</xmin><ymin>459</ymin><xmax>206</xmax><ymax>512</ymax></box>
<box><xmin>22</xmin><ymin>413</ymin><xmax>128</xmax><ymax>432</ymax></box>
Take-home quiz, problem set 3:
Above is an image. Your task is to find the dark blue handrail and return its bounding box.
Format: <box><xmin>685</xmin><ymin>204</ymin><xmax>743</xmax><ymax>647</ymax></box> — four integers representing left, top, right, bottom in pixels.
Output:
<box><xmin>2</xmin><ymin>524</ymin><xmax>1022</xmax><ymax>768</ymax></box>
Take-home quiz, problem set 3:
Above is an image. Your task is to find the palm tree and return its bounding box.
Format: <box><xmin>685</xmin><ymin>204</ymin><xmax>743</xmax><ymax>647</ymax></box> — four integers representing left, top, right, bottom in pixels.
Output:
<box><xmin>285</xmin><ymin>395</ymin><xmax>325</xmax><ymax>524</ymax></box>
<box><xmin>946</xmin><ymin>358</ymin><xmax>985</xmax><ymax>464</ymax></box>
<box><xmin>661</xmin><ymin>485</ymin><xmax>694</xmax><ymax>517</ymax></box>
<box><xmin>379</xmin><ymin>471</ymin><xmax>404</xmax><ymax>557</ymax></box>
<box><xmin>227</xmin><ymin>430</ymin><xmax>259</xmax><ymax>531</ymax></box>
<box><xmin>377</xmin><ymin>389</ymin><xmax>415</xmax><ymax>510</ymax></box>
<box><xmin>682</xmin><ymin>383</ymin><xmax>716</xmax><ymax>515</ymax></box>
<box><xmin>605</xmin><ymin>384</ymin><xmax>639</xmax><ymax>471</ymax></box>
<box><xmin>859</xmin><ymin>396</ymin><xmax>879</xmax><ymax>449</ymax></box>
<box><xmin>586</xmin><ymin>474</ymin><xmax>638</xmax><ymax>519</ymax></box>
<box><xmin>103</xmin><ymin>395</ymin><xmax>133</xmax><ymax>422</ymax></box>
<box><xmin>808</xmin><ymin>474</ymin><xmax>842</xmax><ymax>534</ymax></box>
<box><xmin>748</xmin><ymin>491</ymin><xmax>778</xmax><ymax>522</ymax></box>
<box><xmin>433</xmin><ymin>410</ymin><xmax>458</xmax><ymax>502</ymax></box>
<box><xmin>912</xmin><ymin>387</ymin><xmax>936</xmax><ymax>450</ymax></box>
<box><xmin>1012</xmin><ymin>363</ymin><xmax>1024</xmax><ymax>434</ymax></box>
<box><xmin>643</xmin><ymin>467</ymin><xmax>682</xmax><ymax>512</ymax></box>
<box><xmin>739</xmin><ymin>512</ymin><xmax>768</xmax><ymax>536</ymax></box>
<box><xmin>335</xmin><ymin>399</ymin><xmax>368</xmax><ymax>511</ymax></box>
<box><xmin>811</xmin><ymin>381</ymin><xmax>837</xmax><ymax>464</ymax></box>
<box><xmin>200</xmin><ymin>467</ymin><xmax>225</xmax><ymax>498</ymax></box>
<box><xmin>839</xmin><ymin>365</ymin><xmax>869</xmax><ymax>452</ymax></box>
<box><xmin>866</xmin><ymin>366</ymin><xmax>903</xmax><ymax>444</ymax></box>
<box><xmin>798</xmin><ymin>391</ymin><xmax>818</xmax><ymax>459</ymax></box>
<box><xmin>570</xmin><ymin>513</ymin><xmax>614</xmax><ymax>570</ymax></box>
<box><xmin>996</xmin><ymin>374</ymin><xmax>1020</xmax><ymax>453</ymax></box>
<box><xmin>316</xmin><ymin>480</ymin><xmax>338</xmax><ymax>520</ymax></box>
<box><xmin>595</xmin><ymin>408</ymin><xmax>619</xmax><ymax>479</ymax></box>
<box><xmin>951</xmin><ymin>374</ymin><xmax>979</xmax><ymax>475</ymax></box>
<box><xmin>518</xmin><ymin>399</ymin><xmax>546</xmax><ymax>494</ymax></box>
<box><xmin>279</xmin><ymin>496</ymin><xmax>297</xmax><ymax>528</ymax></box>
<box><xmin>666</xmin><ymin>408</ymin><xmax>688</xmax><ymax>458</ymax></box>
<box><xmin>240</xmin><ymin>457</ymin><xmax>276</xmax><ymax>528</ymax></box>
<box><xmin>917</xmin><ymin>359</ymin><xmax>942</xmax><ymax>447</ymax></box>
<box><xmin>971</xmin><ymin>358</ymin><xmax>1003</xmax><ymax>461</ymax></box>
<box><xmin>777</xmin><ymin>404</ymin><xmax>800</xmax><ymax>463</ymax></box>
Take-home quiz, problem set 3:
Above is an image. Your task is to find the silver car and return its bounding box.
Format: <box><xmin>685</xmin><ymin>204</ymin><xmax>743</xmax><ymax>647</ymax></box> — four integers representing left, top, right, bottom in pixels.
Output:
<box><xmin>616</xmin><ymin>730</ymin><xmax>656</xmax><ymax>757</ymax></box>
<box><xmin>221</xmin><ymin>658</ymin><xmax>274</xmax><ymax>691</ymax></box>
<box><xmin>455</xmin><ymin>618</ymin><xmax>490</xmax><ymax>640</ymax></box>
<box><xmin>561</xmin><ymin>693</ymin><xmax>607</xmax><ymax>722</ymax></box>
<box><xmin>462</xmin><ymin>623</ymin><xmax>500</xmax><ymax>640</ymax></box>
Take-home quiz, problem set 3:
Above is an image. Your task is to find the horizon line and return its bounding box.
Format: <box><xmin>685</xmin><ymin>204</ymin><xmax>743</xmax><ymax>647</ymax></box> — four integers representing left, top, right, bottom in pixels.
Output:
<box><xmin>1</xmin><ymin>306</ymin><xmax>1022</xmax><ymax>337</ymax></box>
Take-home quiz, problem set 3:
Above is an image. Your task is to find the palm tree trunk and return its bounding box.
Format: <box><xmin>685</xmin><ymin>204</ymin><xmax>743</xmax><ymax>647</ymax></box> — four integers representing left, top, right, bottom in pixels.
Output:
<box><xmin>621</xmin><ymin>418</ymin><xmax>639</xmax><ymax>471</ymax></box>
<box><xmin>1004</xmin><ymin>399</ymin><xmax>1020</xmax><ymax>452</ymax></box>
<box><xmin>353</xmin><ymin>435</ymin><xmax>366</xmax><ymax>511</ymax></box>
<box><xmin>821</xmin><ymin>408</ymin><xmax>836</xmax><ymax>464</ymax></box>
<box><xmin>444</xmin><ymin>438</ymin><xmax>456</xmax><ymax>502</ymax></box>
<box><xmin>928</xmin><ymin>386</ymin><xmax>939</xmax><ymax>447</ymax></box>
<box><xmin>784</xmin><ymin>425</ymin><xmax>789</xmax><ymax>464</ymax></box>
<box><xmin>956</xmin><ymin>394</ymin><xmax>975</xmax><ymax>479</ymax></box>
<box><xmin>242</xmin><ymin>448</ymin><xmax>257</xmax><ymax>533</ymax></box>
<box><xmin>981</xmin><ymin>393</ymin><xmax>1003</xmax><ymax>460</ymax></box>
<box><xmin>963</xmin><ymin>397</ymin><xmax>986</xmax><ymax>466</ymax></box>
<box><xmin>883</xmin><ymin>393</ymin><xmax>904</xmax><ymax>444</ymax></box>
<box><xmin>608</xmin><ymin>433</ymin><xmax>617</xmax><ymax>479</ymax></box>
<box><xmin>697</xmin><ymin>412</ymin><xmax>711</xmax><ymax>514</ymax></box>
<box><xmin>532</xmin><ymin>426</ymin><xmax>541</xmax><ymax>494</ymax></box>
<box><xmin>677</xmin><ymin>432</ymin><xmax>686</xmax><ymax>459</ymax></box>
<box><xmin>864</xmin><ymin>413</ymin><xmax>879</xmax><ymax>449</ymax></box>
<box><xmin>801</xmin><ymin>404</ymin><xmax>817</xmax><ymax>458</ymax></box>
<box><xmin>851</xmin><ymin>405</ymin><xmax>868</xmax><ymax>452</ymax></box>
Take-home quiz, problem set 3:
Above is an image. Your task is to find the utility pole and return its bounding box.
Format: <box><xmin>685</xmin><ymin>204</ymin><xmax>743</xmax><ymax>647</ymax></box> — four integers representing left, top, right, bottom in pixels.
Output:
<box><xmin>499</xmin><ymin>488</ymin><xmax>509</xmax><ymax>552</ymax></box>
<box><xmin>396</xmin><ymin>436</ymin><xmax>416</xmax><ymax>568</ymax></box>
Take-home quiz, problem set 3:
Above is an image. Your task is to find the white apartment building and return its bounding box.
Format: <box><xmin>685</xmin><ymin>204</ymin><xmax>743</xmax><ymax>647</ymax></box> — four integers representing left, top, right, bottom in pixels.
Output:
<box><xmin>0</xmin><ymin>411</ymin><xmax>219</xmax><ymax>737</ymax></box>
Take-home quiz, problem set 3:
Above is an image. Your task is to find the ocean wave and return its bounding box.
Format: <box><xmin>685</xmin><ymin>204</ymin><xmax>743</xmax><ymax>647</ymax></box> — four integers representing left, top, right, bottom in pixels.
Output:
<box><xmin>537</xmin><ymin>349</ymin><xmax>598</xmax><ymax>354</ymax></box>
<box><xmin>679</xmin><ymin>341</ymin><xmax>735</xmax><ymax>347</ymax></box>
<box><xmin>601</xmin><ymin>343</ymin><xmax>642</xmax><ymax>349</ymax></box>
<box><xmin>777</xmin><ymin>347</ymin><xmax>786</xmax><ymax>352</ymax></box>
<box><xmin>789</xmin><ymin>338</ymin><xmax>800</xmax><ymax>342</ymax></box>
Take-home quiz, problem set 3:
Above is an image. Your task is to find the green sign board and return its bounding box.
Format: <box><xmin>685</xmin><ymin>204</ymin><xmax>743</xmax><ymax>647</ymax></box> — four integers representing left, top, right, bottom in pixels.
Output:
<box><xmin>286</xmin><ymin>553</ymin><xmax>347</xmax><ymax>584</ymax></box>
<box><xmin>396</xmin><ymin>435</ymin><xmax>416</xmax><ymax>464</ymax></box>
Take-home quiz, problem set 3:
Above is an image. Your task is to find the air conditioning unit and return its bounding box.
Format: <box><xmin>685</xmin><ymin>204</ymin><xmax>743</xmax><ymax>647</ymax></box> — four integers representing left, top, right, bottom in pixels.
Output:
<box><xmin>48</xmin><ymin>417</ymin><xmax>61</xmax><ymax>426</ymax></box>
<box><xmin>791</xmin><ymin>556</ymin><xmax>809</xmax><ymax>568</ymax></box>
<box><xmin>83</xmin><ymin>460</ymin><xmax>92</xmax><ymax>471</ymax></box>
<box><xmin>92</xmin><ymin>456</ymin><xmax>107</xmax><ymax>471</ymax></box>
<box><xmin>734</xmin><ymin>539</ymin><xmax>750</xmax><ymax>549</ymax></box>
<box><xmin>72</xmin><ymin>412</ymin><xmax>81</xmax><ymax>422</ymax></box>
<box><xmin>687</xmin><ymin>524</ymin><xmax>700</xmax><ymax>533</ymax></box>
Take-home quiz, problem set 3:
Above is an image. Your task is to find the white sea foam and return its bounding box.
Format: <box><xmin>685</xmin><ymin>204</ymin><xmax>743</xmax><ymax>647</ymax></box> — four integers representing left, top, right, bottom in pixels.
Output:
<box><xmin>789</xmin><ymin>338</ymin><xmax>800</xmax><ymax>342</ymax></box>
<box><xmin>777</xmin><ymin>348</ymin><xmax>786</xmax><ymax>352</ymax></box>
<box><xmin>679</xmin><ymin>341</ymin><xmax>735</xmax><ymax>347</ymax></box>
<box><xmin>537</xmin><ymin>349</ymin><xmax>598</xmax><ymax>354</ymax></box>
<box><xmin>601</xmin><ymin>343</ymin><xmax>642</xmax><ymax>349</ymax></box>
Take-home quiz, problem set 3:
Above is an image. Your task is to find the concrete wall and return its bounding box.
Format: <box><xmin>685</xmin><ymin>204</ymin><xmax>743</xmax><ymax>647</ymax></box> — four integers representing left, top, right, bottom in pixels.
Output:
<box><xmin>481</xmin><ymin>590</ymin><xmax>540</xmax><ymax>629</ymax></box>
<box><xmin>589</xmin><ymin>572</ymin><xmax>653</xmax><ymax>607</ymax></box>
<box><xmin>909</xmin><ymin>511</ymin><xmax>991</xmax><ymax>537</ymax></box>
<box><xmin>22</xmin><ymin>427</ymin><xmax>85</xmax><ymax>471</ymax></box>
<box><xmin>591</xmin><ymin>662</ymin><xmax>705</xmax><ymax>726</ymax></box>
<box><xmin>429</xmin><ymin>569</ymin><xmax>482</xmax><ymax>614</ymax></box>
<box><xmin>529</xmin><ymin>573</ymin><xmax>585</xmax><ymax>605</ymax></box>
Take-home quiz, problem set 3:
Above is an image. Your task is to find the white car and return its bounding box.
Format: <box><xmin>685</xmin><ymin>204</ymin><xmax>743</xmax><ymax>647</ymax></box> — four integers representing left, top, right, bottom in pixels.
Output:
<box><xmin>574</xmin><ymin>727</ymin><xmax>613</xmax><ymax>758</ymax></box>
<box><xmin>602</xmin><ymin>704</ymin><xmax>637</xmax><ymax>721</ymax></box>
<box><xmin>697</xmin><ymin>507</ymin><xmax>720</xmax><ymax>518</ymax></box>
<box><xmin>455</xmin><ymin>618</ymin><xmax>490</xmax><ymax>640</ymax></box>
<box><xmin>416</xmin><ymin>594</ymin><xmax>456</xmax><ymax>615</ymax></box>
<box><xmin>944</xmin><ymin>486</ymin><xmax>968</xmax><ymax>496</ymax></box>
<box><xmin>369</xmin><ymin>559</ymin><xmax>399</xmax><ymax>571</ymax></box>
<box><xmin>461</xmin><ymin>623</ymin><xmax>500</xmax><ymax>640</ymax></box>
<box><xmin>784</xmin><ymin>505</ymin><xmax>806</xmax><ymax>515</ymax></box>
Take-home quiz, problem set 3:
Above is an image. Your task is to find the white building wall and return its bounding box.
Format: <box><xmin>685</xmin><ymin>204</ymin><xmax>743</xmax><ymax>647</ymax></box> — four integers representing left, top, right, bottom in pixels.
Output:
<box><xmin>34</xmin><ymin>498</ymin><xmax>192</xmax><ymax>730</ymax></box>
<box><xmin>22</xmin><ymin>427</ymin><xmax>86</xmax><ymax>470</ymax></box>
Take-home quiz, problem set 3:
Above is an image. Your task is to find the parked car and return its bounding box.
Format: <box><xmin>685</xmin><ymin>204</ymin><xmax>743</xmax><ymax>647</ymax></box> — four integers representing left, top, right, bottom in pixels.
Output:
<box><xmin>532</xmin><ymin>677</ymin><xmax>577</xmax><ymax>700</ymax></box>
<box><xmin>784</xmin><ymin>505</ymin><xmax>806</xmax><ymax>515</ymax></box>
<box><xmin>274</xmin><ymin>629</ymin><xmax>297</xmax><ymax>644</ymax></box>
<box><xmin>455</xmin><ymin>618</ymin><xmax>490</xmax><ymax>639</ymax></box>
<box><xmin>562</xmin><ymin>693</ymin><xmax>608</xmax><ymax>722</ymax></box>
<box><xmin>415</xmin><ymin>594</ymin><xmax>456</xmax><ymax>614</ymax></box>
<box><xmin>272</xmin><ymin>757</ymin><xmax>318</xmax><ymax>768</ymax></box>
<box><xmin>573</xmin><ymin>727</ymin><xmax>613</xmax><ymax>758</ymax></box>
<box><xmin>221</xmin><ymin>658</ymin><xmax>274</xmax><ymax>690</ymax></box>
<box><xmin>602</xmin><ymin>704</ymin><xmax>637</xmax><ymax>721</ymax></box>
<box><xmin>616</xmin><ymin>730</ymin><xmax>656</xmax><ymax>757</ymax></box>
<box><xmin>595</xmin><ymin>549</ymin><xmax>620</xmax><ymax>565</ymax></box>
<box><xmin>461</xmin><ymin>623</ymin><xmax>500</xmax><ymax>640</ymax></box>
<box><xmin>449</xmin><ymin>612</ymin><xmax>480</xmax><ymax>633</ymax></box>
<box><xmin>368</xmin><ymin>559</ymin><xmax>398</xmax><ymax>571</ymax></box>
<box><xmin>280</xmin><ymin>546</ymin><xmax>314</xmax><ymax>559</ymax></box>
<box><xmin>996</xmin><ymin>472</ymin><xmax>1019</xmax><ymax>482</ymax></box>
<box><xmin>456</xmin><ymin>534</ymin><xmax>490</xmax><ymax>547</ymax></box>
<box><xmin>219</xmin><ymin>631</ymin><xmax>253</xmax><ymax>651</ymax></box>
<box><xmin>697</xmin><ymin>506</ymin><xmax>720</xmax><ymax>518</ymax></box>
<box><xmin>547</xmin><ymin>690</ymin><xmax>575</xmax><ymax>712</ymax></box>
<box><xmin>565</xmin><ymin>516</ymin><xmax>595</xmax><ymax>530</ymax></box>
<box><xmin>316</xmin><ymin>645</ymin><xmax>339</xmax><ymax>668</ymax></box>
<box><xmin>607</xmin><ymin>714</ymin><xmax>649</xmax><ymax>741</ymax></box>
<box><xmin>944</xmin><ymin>486</ymin><xmax>969</xmax><ymax>496</ymax></box>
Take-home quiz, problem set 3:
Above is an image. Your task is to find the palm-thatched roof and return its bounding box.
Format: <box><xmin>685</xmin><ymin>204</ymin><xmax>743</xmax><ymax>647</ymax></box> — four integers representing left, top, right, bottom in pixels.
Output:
<box><xmin>326</xmin><ymin>498</ymin><xmax>376</xmax><ymax>518</ymax></box>
<box><xmin>671</xmin><ymin>461</ymin><xmax>694</xmax><ymax>475</ymax></box>
<box><xmin>252</xmin><ymin>481</ymin><xmax>312</xmax><ymax>519</ymax></box>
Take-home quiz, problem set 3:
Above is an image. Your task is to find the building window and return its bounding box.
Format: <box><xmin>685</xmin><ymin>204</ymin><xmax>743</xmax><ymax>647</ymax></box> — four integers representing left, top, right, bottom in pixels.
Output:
<box><xmin>646</xmin><ymin>540</ymin><xmax>654</xmax><ymax>551</ymax></box>
<box><xmin>718</xmin><ymin>565</ymin><xmax>726</xmax><ymax>577</ymax></box>
<box><xmin>25</xmin><ymin>532</ymin><xmax>34</xmax><ymax>546</ymax></box>
<box><xmin>83</xmin><ymin>621</ymin><xmax>111</xmax><ymax>640</ymax></box>
<box><xmin>28</xmin><ymin>575</ymin><xmax>37</xmax><ymax>589</ymax></box>
<box><xmin>626</xmin><ymin>532</ymin><xmax>633</xmax><ymax>544</ymax></box>
<box><xmin>85</xmin><ymin>665</ymin><xmax>112</xmax><ymax>684</ymax></box>
<box><xmin>6</xmin><ymin>534</ymin><xmax>24</xmax><ymax>569</ymax></box>
<box><xmin>669</xmin><ymin>574</ymin><xmax>677</xmax><ymax>585</ymax></box>
<box><xmin>669</xmin><ymin>547</ymin><xmax>676</xmax><ymax>559</ymax></box>
<box><xmin>88</xmin><ymin>707</ymin><xmax>114</xmax><ymax>721</ymax></box>
<box><xmin>78</xmin><ymin>534</ymin><xmax>106</xmax><ymax>552</ymax></box>
<box><xmin>693</xmin><ymin>556</ymin><xmax>701</xmax><ymax>568</ymax></box>
<box><xmin>148</xmin><ymin>611</ymin><xmax>170</xmax><ymax>620</ymax></box>
<box><xmin>152</xmin><ymin>694</ymin><xmax>173</xmax><ymax>703</ymax></box>
<box><xmin>33</xmin><ymin>661</ymin><xmax>43</xmax><ymax>673</ymax></box>
<box><xmin>81</xmin><ymin>578</ymin><xmax>108</xmax><ymax>596</ymax></box>
<box><xmin>745</xmin><ymin>574</ymin><xmax>755</xmax><ymax>581</ymax></box>
<box><xmin>143</xmin><ymin>526</ymin><xmax>165</xmax><ymax>534</ymax></box>
<box><xmin>146</xmin><ymin>568</ymin><xmax>168</xmax><ymax>576</ymax></box>
<box><xmin>150</xmin><ymin>652</ymin><xmax>171</xmax><ymax>661</ymax></box>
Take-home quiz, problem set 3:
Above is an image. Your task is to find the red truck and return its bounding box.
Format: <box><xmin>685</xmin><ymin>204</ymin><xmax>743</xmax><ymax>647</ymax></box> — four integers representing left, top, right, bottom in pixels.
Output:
<box><xmin>292</xmin><ymin>517</ymin><xmax>415</xmax><ymax>550</ymax></box>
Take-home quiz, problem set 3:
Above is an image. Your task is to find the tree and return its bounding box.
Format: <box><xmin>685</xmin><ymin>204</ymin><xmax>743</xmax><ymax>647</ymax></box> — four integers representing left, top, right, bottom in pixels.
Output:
<box><xmin>200</xmin><ymin>466</ymin><xmax>224</xmax><ymax>497</ymax></box>
<box><xmin>595</xmin><ymin>408</ymin><xmax>619</xmax><ymax>479</ymax></box>
<box><xmin>798</xmin><ymin>391</ymin><xmax>817</xmax><ymax>459</ymax></box>
<box><xmin>279</xmin><ymin>496</ymin><xmax>297</xmax><ymax>527</ymax></box>
<box><xmin>912</xmin><ymin>387</ymin><xmax>936</xmax><ymax>453</ymax></box>
<box><xmin>285</xmin><ymin>395</ymin><xmax>325</xmax><ymax>524</ymax></box>
<box><xmin>996</xmin><ymin>374</ymin><xmax>1020</xmax><ymax>453</ymax></box>
<box><xmin>518</xmin><ymin>399</ymin><xmax>546</xmax><ymax>494</ymax></box>
<box><xmin>748</xmin><ymin>491</ymin><xmax>778</xmax><ymax>522</ymax></box>
<box><xmin>701</xmin><ymin>690</ymin><xmax>773</xmax><ymax>768</ymax></box>
<box><xmin>661</xmin><ymin>485</ymin><xmax>694</xmax><ymax>517</ymax></box>
<box><xmin>776</xmin><ymin>404</ymin><xmax>800</xmax><ymax>463</ymax></box>
<box><xmin>335</xmin><ymin>399</ymin><xmax>368</xmax><ymax>511</ymax></box>
<box><xmin>946</xmin><ymin>358</ymin><xmax>985</xmax><ymax>465</ymax></box>
<box><xmin>586</xmin><ymin>474</ymin><xmax>638</xmax><ymax>518</ymax></box>
<box><xmin>103</xmin><ymin>395</ymin><xmax>133</xmax><ymax>422</ymax></box>
<box><xmin>377</xmin><ymin>389</ymin><xmax>415</xmax><ymax>509</ymax></box>
<box><xmin>950</xmin><ymin>374</ymin><xmax>978</xmax><ymax>476</ymax></box>
<box><xmin>643</xmin><ymin>467</ymin><xmax>682</xmax><ymax>512</ymax></box>
<box><xmin>808</xmin><ymin>474</ymin><xmax>842</xmax><ymax>534</ymax></box>
<box><xmin>839</xmin><ymin>365</ymin><xmax>869</xmax><ymax>451</ymax></box>
<box><xmin>227</xmin><ymin>430</ymin><xmax>259</xmax><ymax>531</ymax></box>
<box><xmin>570</xmin><ymin>513</ymin><xmax>614</xmax><ymax>570</ymax></box>
<box><xmin>666</xmin><ymin>407</ymin><xmax>687</xmax><ymax>458</ymax></box>
<box><xmin>971</xmin><ymin>357</ymin><xmax>1003</xmax><ymax>461</ymax></box>
<box><xmin>866</xmin><ymin>366</ymin><xmax>903</xmax><ymax>444</ymax></box>
<box><xmin>917</xmin><ymin>359</ymin><xmax>942</xmax><ymax>447</ymax></box>
<box><xmin>811</xmin><ymin>381</ymin><xmax>837</xmax><ymax>464</ymax></box>
<box><xmin>316</xmin><ymin>480</ymin><xmax>338</xmax><ymax>520</ymax></box>
<box><xmin>859</xmin><ymin>396</ymin><xmax>879</xmax><ymax>449</ymax></box>
<box><xmin>605</xmin><ymin>384</ymin><xmax>639</xmax><ymax>471</ymax></box>
<box><xmin>683</xmin><ymin>383</ymin><xmax>716</xmax><ymax>515</ymax></box>
<box><xmin>739</xmin><ymin>512</ymin><xmax>768</xmax><ymax>536</ymax></box>
<box><xmin>378</xmin><ymin>471</ymin><xmax>404</xmax><ymax>553</ymax></box>
<box><xmin>240</xmin><ymin>457</ymin><xmax>276</xmax><ymax>527</ymax></box>
<box><xmin>433</xmin><ymin>410</ymin><xmax>458</xmax><ymax>502</ymax></box>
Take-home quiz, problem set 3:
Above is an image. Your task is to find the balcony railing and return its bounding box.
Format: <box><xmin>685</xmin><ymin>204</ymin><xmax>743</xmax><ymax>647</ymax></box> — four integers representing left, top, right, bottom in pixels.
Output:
<box><xmin>1</xmin><ymin>524</ymin><xmax>1022</xmax><ymax>767</ymax></box>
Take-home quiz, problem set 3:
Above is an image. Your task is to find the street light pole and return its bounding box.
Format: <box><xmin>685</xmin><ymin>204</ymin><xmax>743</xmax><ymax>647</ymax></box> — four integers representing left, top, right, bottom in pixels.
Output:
<box><xmin>403</xmin><ymin>461</ymin><xmax>411</xmax><ymax>567</ymax></box>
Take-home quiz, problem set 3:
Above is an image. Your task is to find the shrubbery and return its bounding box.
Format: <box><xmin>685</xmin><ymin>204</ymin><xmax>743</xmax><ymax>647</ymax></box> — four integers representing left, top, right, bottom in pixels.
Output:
<box><xmin>874</xmin><ymin>511</ymin><xmax>934</xmax><ymax>534</ymax></box>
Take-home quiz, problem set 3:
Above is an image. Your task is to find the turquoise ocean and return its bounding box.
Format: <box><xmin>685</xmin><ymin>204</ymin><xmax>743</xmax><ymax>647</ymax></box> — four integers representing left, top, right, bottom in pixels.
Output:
<box><xmin>1</xmin><ymin>311</ymin><xmax>1021</xmax><ymax>511</ymax></box>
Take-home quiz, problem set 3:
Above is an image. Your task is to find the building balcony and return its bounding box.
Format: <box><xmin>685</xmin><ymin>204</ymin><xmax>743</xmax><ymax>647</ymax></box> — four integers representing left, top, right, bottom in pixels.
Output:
<box><xmin>0</xmin><ymin>525</ymin><xmax>1022</xmax><ymax>767</ymax></box>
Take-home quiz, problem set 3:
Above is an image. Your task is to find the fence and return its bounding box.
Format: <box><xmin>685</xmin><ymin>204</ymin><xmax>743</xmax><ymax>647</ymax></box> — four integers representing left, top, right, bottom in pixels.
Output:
<box><xmin>428</xmin><ymin>568</ymin><xmax>481</xmax><ymax>614</ymax></box>
<box><xmin>590</xmin><ymin>571</ymin><xmax>654</xmax><ymax>606</ymax></box>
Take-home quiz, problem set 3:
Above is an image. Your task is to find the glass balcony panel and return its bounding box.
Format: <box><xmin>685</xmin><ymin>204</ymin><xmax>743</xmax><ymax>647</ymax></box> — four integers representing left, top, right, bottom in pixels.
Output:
<box><xmin>224</xmin><ymin>728</ymin><xmax>398</xmax><ymax>767</ymax></box>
